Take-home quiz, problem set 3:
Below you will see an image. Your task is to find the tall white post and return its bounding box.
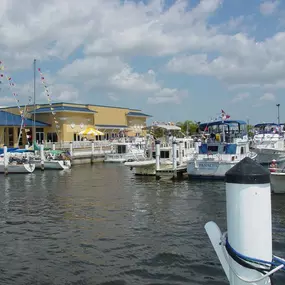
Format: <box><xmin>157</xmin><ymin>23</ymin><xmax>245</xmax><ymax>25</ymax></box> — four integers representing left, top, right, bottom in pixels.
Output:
<box><xmin>3</xmin><ymin>145</ymin><xmax>8</xmax><ymax>175</ymax></box>
<box><xmin>172</xmin><ymin>141</ymin><xmax>177</xmax><ymax>170</ymax></box>
<box><xmin>148</xmin><ymin>145</ymin><xmax>153</xmax><ymax>159</ymax></box>
<box><xmin>69</xmin><ymin>142</ymin><xmax>73</xmax><ymax>157</ymax></box>
<box><xmin>52</xmin><ymin>143</ymin><xmax>55</xmax><ymax>150</ymax></box>
<box><xmin>178</xmin><ymin>141</ymin><xmax>183</xmax><ymax>165</ymax></box>
<box><xmin>155</xmin><ymin>140</ymin><xmax>160</xmax><ymax>171</ymax></box>
<box><xmin>25</xmin><ymin>144</ymin><xmax>29</xmax><ymax>150</ymax></box>
<box><xmin>226</xmin><ymin>157</ymin><xmax>272</xmax><ymax>285</ymax></box>
<box><xmin>91</xmin><ymin>141</ymin><xmax>95</xmax><ymax>164</ymax></box>
<box><xmin>40</xmin><ymin>144</ymin><xmax>45</xmax><ymax>171</ymax></box>
<box><xmin>194</xmin><ymin>142</ymin><xmax>200</xmax><ymax>153</ymax></box>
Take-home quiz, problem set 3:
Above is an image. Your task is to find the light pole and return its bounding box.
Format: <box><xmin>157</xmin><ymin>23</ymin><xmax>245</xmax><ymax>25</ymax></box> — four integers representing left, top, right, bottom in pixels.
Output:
<box><xmin>276</xmin><ymin>104</ymin><xmax>280</xmax><ymax>125</ymax></box>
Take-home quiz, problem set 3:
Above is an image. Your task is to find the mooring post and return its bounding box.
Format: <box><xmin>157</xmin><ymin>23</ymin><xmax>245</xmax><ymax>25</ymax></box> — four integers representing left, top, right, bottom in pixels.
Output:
<box><xmin>40</xmin><ymin>144</ymin><xmax>45</xmax><ymax>171</ymax></box>
<box><xmin>178</xmin><ymin>141</ymin><xmax>183</xmax><ymax>165</ymax></box>
<box><xmin>52</xmin><ymin>143</ymin><xmax>56</xmax><ymax>150</ymax></box>
<box><xmin>155</xmin><ymin>140</ymin><xmax>160</xmax><ymax>171</ymax></box>
<box><xmin>25</xmin><ymin>144</ymin><xmax>29</xmax><ymax>150</ymax></box>
<box><xmin>226</xmin><ymin>157</ymin><xmax>272</xmax><ymax>284</ymax></box>
<box><xmin>172</xmin><ymin>141</ymin><xmax>177</xmax><ymax>170</ymax></box>
<box><xmin>69</xmin><ymin>142</ymin><xmax>73</xmax><ymax>158</ymax></box>
<box><xmin>205</xmin><ymin>157</ymin><xmax>272</xmax><ymax>285</ymax></box>
<box><xmin>91</xmin><ymin>141</ymin><xmax>95</xmax><ymax>164</ymax></box>
<box><xmin>3</xmin><ymin>145</ymin><xmax>8</xmax><ymax>175</ymax></box>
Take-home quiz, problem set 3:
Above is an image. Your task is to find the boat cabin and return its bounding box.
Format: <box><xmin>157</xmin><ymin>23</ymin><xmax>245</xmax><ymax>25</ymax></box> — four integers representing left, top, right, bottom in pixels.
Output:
<box><xmin>197</xmin><ymin>120</ymin><xmax>249</xmax><ymax>155</ymax></box>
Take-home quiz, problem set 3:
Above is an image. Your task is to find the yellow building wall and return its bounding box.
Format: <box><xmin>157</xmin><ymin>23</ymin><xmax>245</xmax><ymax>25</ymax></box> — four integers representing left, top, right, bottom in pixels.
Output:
<box><xmin>88</xmin><ymin>105</ymin><xmax>128</xmax><ymax>126</ymax></box>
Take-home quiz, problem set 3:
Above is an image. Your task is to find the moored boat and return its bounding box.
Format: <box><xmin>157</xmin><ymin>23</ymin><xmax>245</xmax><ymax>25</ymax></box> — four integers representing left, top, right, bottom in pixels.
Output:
<box><xmin>187</xmin><ymin>119</ymin><xmax>256</xmax><ymax>179</ymax></box>
<box><xmin>252</xmin><ymin>123</ymin><xmax>285</xmax><ymax>166</ymax></box>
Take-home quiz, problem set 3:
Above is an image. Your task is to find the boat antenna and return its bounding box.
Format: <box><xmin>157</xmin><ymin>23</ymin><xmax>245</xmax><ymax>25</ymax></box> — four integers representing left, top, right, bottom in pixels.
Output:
<box><xmin>33</xmin><ymin>59</ymin><xmax>36</xmax><ymax>147</ymax></box>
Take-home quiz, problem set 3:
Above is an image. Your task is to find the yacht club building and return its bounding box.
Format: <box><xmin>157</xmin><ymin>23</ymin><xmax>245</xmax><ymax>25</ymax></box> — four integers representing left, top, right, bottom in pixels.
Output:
<box><xmin>0</xmin><ymin>102</ymin><xmax>151</xmax><ymax>147</ymax></box>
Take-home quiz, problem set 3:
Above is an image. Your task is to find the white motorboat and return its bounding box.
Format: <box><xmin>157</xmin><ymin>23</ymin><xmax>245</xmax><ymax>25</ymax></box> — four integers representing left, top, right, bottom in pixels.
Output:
<box><xmin>104</xmin><ymin>141</ymin><xmax>145</xmax><ymax>163</ymax></box>
<box><xmin>125</xmin><ymin>124</ymin><xmax>196</xmax><ymax>176</ymax></box>
<box><xmin>187</xmin><ymin>120</ymin><xmax>256</xmax><ymax>179</ymax></box>
<box><xmin>252</xmin><ymin>123</ymin><xmax>285</xmax><ymax>165</ymax></box>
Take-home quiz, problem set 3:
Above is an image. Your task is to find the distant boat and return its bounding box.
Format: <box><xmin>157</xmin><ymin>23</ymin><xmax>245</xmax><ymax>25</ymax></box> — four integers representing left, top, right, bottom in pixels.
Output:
<box><xmin>187</xmin><ymin>120</ymin><xmax>256</xmax><ymax>179</ymax></box>
<box><xmin>252</xmin><ymin>123</ymin><xmax>285</xmax><ymax>165</ymax></box>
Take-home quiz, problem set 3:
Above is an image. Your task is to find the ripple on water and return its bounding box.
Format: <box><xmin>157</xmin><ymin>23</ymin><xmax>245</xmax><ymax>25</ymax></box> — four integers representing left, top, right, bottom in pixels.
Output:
<box><xmin>0</xmin><ymin>164</ymin><xmax>284</xmax><ymax>285</ymax></box>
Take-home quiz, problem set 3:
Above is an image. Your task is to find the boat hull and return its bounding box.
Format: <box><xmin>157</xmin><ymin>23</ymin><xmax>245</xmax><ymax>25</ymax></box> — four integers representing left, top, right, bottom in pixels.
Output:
<box><xmin>34</xmin><ymin>160</ymin><xmax>71</xmax><ymax>170</ymax></box>
<box><xmin>270</xmin><ymin>172</ymin><xmax>285</xmax><ymax>193</ymax></box>
<box><xmin>187</xmin><ymin>160</ymin><xmax>237</xmax><ymax>179</ymax></box>
<box><xmin>0</xmin><ymin>163</ymin><xmax>35</xmax><ymax>173</ymax></box>
<box><xmin>254</xmin><ymin>148</ymin><xmax>285</xmax><ymax>164</ymax></box>
<box><xmin>105</xmin><ymin>153</ymin><xmax>145</xmax><ymax>163</ymax></box>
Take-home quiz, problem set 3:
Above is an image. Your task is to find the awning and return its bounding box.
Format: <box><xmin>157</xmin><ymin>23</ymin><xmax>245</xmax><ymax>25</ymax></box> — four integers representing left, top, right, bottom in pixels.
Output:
<box><xmin>79</xmin><ymin>127</ymin><xmax>104</xmax><ymax>136</ymax></box>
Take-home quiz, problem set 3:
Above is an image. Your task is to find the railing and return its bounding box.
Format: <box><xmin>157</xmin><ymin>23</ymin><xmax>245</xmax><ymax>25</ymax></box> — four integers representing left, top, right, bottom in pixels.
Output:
<box><xmin>44</xmin><ymin>140</ymin><xmax>111</xmax><ymax>149</ymax></box>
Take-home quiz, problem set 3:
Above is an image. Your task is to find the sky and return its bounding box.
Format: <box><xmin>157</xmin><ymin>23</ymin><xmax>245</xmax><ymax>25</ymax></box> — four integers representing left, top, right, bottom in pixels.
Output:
<box><xmin>0</xmin><ymin>0</ymin><xmax>285</xmax><ymax>125</ymax></box>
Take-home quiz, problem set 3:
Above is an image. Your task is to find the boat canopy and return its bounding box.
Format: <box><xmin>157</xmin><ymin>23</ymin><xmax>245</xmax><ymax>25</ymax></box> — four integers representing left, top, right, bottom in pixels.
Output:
<box><xmin>254</xmin><ymin>123</ymin><xmax>279</xmax><ymax>128</ymax></box>
<box><xmin>199</xmin><ymin>120</ymin><xmax>246</xmax><ymax>129</ymax></box>
<box><xmin>144</xmin><ymin>124</ymin><xmax>181</xmax><ymax>131</ymax></box>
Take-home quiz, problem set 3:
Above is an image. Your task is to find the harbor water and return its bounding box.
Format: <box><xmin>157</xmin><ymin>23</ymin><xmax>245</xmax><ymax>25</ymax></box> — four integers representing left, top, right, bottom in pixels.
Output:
<box><xmin>0</xmin><ymin>164</ymin><xmax>284</xmax><ymax>285</ymax></box>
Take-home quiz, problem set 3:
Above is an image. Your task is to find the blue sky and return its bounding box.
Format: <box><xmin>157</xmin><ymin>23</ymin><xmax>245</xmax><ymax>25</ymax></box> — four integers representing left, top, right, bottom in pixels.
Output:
<box><xmin>0</xmin><ymin>0</ymin><xmax>285</xmax><ymax>125</ymax></box>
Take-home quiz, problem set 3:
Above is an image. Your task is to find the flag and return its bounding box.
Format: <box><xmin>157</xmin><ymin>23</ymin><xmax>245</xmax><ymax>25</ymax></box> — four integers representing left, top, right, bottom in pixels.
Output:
<box><xmin>221</xmin><ymin>109</ymin><xmax>230</xmax><ymax>120</ymax></box>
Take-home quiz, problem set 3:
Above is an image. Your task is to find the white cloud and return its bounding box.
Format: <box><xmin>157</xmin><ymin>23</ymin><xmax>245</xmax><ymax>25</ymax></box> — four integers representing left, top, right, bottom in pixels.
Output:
<box><xmin>1</xmin><ymin>0</ymin><xmax>285</xmax><ymax>108</ymax></box>
<box><xmin>147</xmin><ymin>88</ymin><xmax>188</xmax><ymax>104</ymax></box>
<box><xmin>260</xmin><ymin>1</ymin><xmax>279</xmax><ymax>16</ymax></box>
<box><xmin>260</xmin><ymin>93</ymin><xmax>276</xmax><ymax>101</ymax></box>
<box><xmin>232</xmin><ymin>92</ymin><xmax>250</xmax><ymax>103</ymax></box>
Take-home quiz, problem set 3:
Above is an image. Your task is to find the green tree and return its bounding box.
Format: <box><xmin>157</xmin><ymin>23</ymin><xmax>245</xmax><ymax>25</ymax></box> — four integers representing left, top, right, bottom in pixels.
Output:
<box><xmin>176</xmin><ymin>120</ymin><xmax>199</xmax><ymax>135</ymax></box>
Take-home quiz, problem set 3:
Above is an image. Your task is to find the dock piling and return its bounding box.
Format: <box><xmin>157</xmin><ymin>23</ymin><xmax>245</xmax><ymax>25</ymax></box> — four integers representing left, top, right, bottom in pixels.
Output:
<box><xmin>69</xmin><ymin>142</ymin><xmax>73</xmax><ymax>158</ymax></box>
<box><xmin>91</xmin><ymin>141</ymin><xmax>95</xmax><ymax>164</ymax></box>
<box><xmin>155</xmin><ymin>140</ymin><xmax>160</xmax><ymax>171</ymax></box>
<box><xmin>3</xmin><ymin>145</ymin><xmax>8</xmax><ymax>175</ymax></box>
<box><xmin>205</xmin><ymin>157</ymin><xmax>273</xmax><ymax>285</ymax></box>
<box><xmin>172</xmin><ymin>141</ymin><xmax>177</xmax><ymax>171</ymax></box>
<box><xmin>40</xmin><ymin>144</ymin><xmax>45</xmax><ymax>171</ymax></box>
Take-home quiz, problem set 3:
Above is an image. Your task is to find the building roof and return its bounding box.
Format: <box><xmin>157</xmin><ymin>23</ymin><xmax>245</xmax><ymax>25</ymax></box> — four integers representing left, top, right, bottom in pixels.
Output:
<box><xmin>0</xmin><ymin>110</ymin><xmax>50</xmax><ymax>127</ymax></box>
<box><xmin>127</xmin><ymin>111</ymin><xmax>151</xmax><ymax>117</ymax></box>
<box><xmin>96</xmin><ymin>124</ymin><xmax>128</xmax><ymax>129</ymax></box>
<box><xmin>5</xmin><ymin>102</ymin><xmax>143</xmax><ymax>111</ymax></box>
<box><xmin>30</xmin><ymin>106</ymin><xmax>96</xmax><ymax>114</ymax></box>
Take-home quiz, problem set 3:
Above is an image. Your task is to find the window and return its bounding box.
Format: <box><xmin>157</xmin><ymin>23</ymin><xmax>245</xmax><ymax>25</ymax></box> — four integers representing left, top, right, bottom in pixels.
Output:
<box><xmin>36</xmin><ymin>128</ymin><xmax>44</xmax><ymax>143</ymax></box>
<box><xmin>47</xmin><ymin>132</ymin><xmax>58</xmax><ymax>142</ymax></box>
<box><xmin>8</xmin><ymin>128</ymin><xmax>14</xmax><ymax>146</ymax></box>
<box><xmin>208</xmin><ymin>145</ymin><xmax>219</xmax><ymax>152</ymax></box>
<box><xmin>117</xmin><ymin>145</ymin><xmax>126</xmax><ymax>153</ymax></box>
<box><xmin>241</xmin><ymin>147</ymin><xmax>244</xmax><ymax>155</ymax></box>
<box><xmin>160</xmin><ymin>151</ymin><xmax>170</xmax><ymax>158</ymax></box>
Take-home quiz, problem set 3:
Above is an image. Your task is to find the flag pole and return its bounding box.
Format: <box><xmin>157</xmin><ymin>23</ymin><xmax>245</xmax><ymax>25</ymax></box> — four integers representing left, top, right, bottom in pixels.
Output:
<box><xmin>222</xmin><ymin>110</ymin><xmax>225</xmax><ymax>142</ymax></box>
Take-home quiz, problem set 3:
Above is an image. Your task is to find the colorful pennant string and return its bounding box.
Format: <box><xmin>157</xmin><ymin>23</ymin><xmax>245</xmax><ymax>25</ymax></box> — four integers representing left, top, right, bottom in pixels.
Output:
<box><xmin>37</xmin><ymin>68</ymin><xmax>61</xmax><ymax>136</ymax></box>
<box><xmin>0</xmin><ymin>60</ymin><xmax>30</xmax><ymax>145</ymax></box>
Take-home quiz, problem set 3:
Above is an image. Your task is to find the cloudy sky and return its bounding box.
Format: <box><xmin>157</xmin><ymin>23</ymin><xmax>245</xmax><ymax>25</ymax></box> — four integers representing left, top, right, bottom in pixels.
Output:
<box><xmin>0</xmin><ymin>0</ymin><xmax>284</xmax><ymax>124</ymax></box>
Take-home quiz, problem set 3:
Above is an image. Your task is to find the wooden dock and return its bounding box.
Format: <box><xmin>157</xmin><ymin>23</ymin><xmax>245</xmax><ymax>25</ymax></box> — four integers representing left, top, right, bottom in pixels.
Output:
<box><xmin>156</xmin><ymin>164</ymin><xmax>187</xmax><ymax>180</ymax></box>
